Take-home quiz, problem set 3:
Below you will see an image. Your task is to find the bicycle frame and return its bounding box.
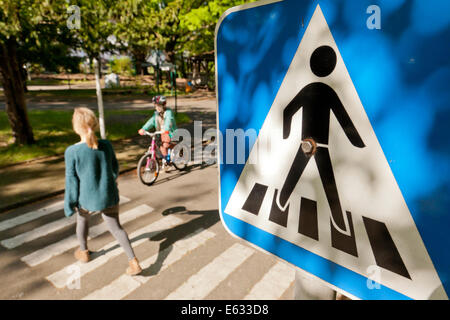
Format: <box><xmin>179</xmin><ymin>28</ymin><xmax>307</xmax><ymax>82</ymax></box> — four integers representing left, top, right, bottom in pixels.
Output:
<box><xmin>145</xmin><ymin>134</ymin><xmax>163</xmax><ymax>165</ymax></box>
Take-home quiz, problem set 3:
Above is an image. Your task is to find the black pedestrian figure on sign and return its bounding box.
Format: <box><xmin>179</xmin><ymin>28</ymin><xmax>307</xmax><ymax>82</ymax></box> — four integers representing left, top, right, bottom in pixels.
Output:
<box><xmin>276</xmin><ymin>45</ymin><xmax>365</xmax><ymax>236</ymax></box>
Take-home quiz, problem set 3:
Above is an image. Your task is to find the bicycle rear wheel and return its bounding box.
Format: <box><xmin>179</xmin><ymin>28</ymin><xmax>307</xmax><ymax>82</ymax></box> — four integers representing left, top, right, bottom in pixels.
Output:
<box><xmin>171</xmin><ymin>144</ymin><xmax>189</xmax><ymax>171</ymax></box>
<box><xmin>137</xmin><ymin>154</ymin><xmax>159</xmax><ymax>186</ymax></box>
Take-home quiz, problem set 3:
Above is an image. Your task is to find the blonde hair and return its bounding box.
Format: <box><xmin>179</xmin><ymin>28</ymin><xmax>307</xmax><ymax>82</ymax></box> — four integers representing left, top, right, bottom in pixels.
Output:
<box><xmin>72</xmin><ymin>107</ymin><xmax>99</xmax><ymax>149</ymax></box>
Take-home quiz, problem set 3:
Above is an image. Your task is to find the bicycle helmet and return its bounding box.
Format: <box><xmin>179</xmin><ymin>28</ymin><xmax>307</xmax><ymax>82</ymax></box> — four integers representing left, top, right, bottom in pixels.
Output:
<box><xmin>152</xmin><ymin>95</ymin><xmax>166</xmax><ymax>105</ymax></box>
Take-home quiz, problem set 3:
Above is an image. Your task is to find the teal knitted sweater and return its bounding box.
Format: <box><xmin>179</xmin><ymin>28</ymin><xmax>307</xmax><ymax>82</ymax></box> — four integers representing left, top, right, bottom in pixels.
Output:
<box><xmin>141</xmin><ymin>108</ymin><xmax>177</xmax><ymax>137</ymax></box>
<box><xmin>64</xmin><ymin>139</ymin><xmax>119</xmax><ymax>217</ymax></box>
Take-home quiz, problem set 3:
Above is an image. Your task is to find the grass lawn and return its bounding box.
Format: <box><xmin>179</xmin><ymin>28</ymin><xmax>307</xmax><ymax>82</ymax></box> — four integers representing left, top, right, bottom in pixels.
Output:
<box><xmin>0</xmin><ymin>110</ymin><xmax>191</xmax><ymax>167</ymax></box>
<box><xmin>22</xmin><ymin>88</ymin><xmax>177</xmax><ymax>100</ymax></box>
<box><xmin>25</xmin><ymin>79</ymin><xmax>94</xmax><ymax>86</ymax></box>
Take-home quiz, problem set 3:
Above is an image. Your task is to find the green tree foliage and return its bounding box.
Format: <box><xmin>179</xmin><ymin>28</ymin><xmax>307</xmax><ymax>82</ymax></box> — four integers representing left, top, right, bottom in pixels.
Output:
<box><xmin>111</xmin><ymin>0</ymin><xmax>158</xmax><ymax>75</ymax></box>
<box><xmin>1</xmin><ymin>0</ymin><xmax>79</xmax><ymax>73</ymax></box>
<box><xmin>0</xmin><ymin>0</ymin><xmax>257</xmax><ymax>145</ymax></box>
<box><xmin>149</xmin><ymin>0</ymin><xmax>204</xmax><ymax>63</ymax></box>
<box><xmin>69</xmin><ymin>0</ymin><xmax>116</xmax><ymax>64</ymax></box>
<box><xmin>147</xmin><ymin>0</ymin><xmax>256</xmax><ymax>62</ymax></box>
<box><xmin>180</xmin><ymin>0</ymin><xmax>256</xmax><ymax>55</ymax></box>
<box><xmin>0</xmin><ymin>0</ymin><xmax>73</xmax><ymax>144</ymax></box>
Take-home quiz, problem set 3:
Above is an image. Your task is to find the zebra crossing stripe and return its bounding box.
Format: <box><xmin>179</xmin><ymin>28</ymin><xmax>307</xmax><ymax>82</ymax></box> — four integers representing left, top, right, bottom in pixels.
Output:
<box><xmin>331</xmin><ymin>211</ymin><xmax>358</xmax><ymax>257</ymax></box>
<box><xmin>243</xmin><ymin>261</ymin><xmax>295</xmax><ymax>300</ymax></box>
<box><xmin>21</xmin><ymin>204</ymin><xmax>153</xmax><ymax>267</ymax></box>
<box><xmin>0</xmin><ymin>196</ymin><xmax>130</xmax><ymax>233</ymax></box>
<box><xmin>0</xmin><ymin>196</ymin><xmax>130</xmax><ymax>250</ymax></box>
<box><xmin>1</xmin><ymin>216</ymin><xmax>76</xmax><ymax>249</ymax></box>
<box><xmin>164</xmin><ymin>243</ymin><xmax>254</xmax><ymax>300</ymax></box>
<box><xmin>82</xmin><ymin>228</ymin><xmax>215</xmax><ymax>300</ymax></box>
<box><xmin>362</xmin><ymin>216</ymin><xmax>411</xmax><ymax>279</ymax></box>
<box><xmin>269</xmin><ymin>189</ymin><xmax>290</xmax><ymax>227</ymax></box>
<box><xmin>242</xmin><ymin>183</ymin><xmax>268</xmax><ymax>216</ymax></box>
<box><xmin>298</xmin><ymin>197</ymin><xmax>319</xmax><ymax>240</ymax></box>
<box><xmin>83</xmin><ymin>274</ymin><xmax>141</xmax><ymax>300</ymax></box>
<box><xmin>46</xmin><ymin>215</ymin><xmax>183</xmax><ymax>289</ymax></box>
<box><xmin>0</xmin><ymin>201</ymin><xmax>64</xmax><ymax>233</ymax></box>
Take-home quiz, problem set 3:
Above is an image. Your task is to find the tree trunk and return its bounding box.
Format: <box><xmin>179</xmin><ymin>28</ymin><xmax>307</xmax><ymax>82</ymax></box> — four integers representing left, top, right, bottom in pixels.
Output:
<box><xmin>0</xmin><ymin>38</ymin><xmax>35</xmax><ymax>145</ymax></box>
<box><xmin>131</xmin><ymin>49</ymin><xmax>148</xmax><ymax>76</ymax></box>
<box><xmin>93</xmin><ymin>58</ymin><xmax>106</xmax><ymax>139</ymax></box>
<box><xmin>165</xmin><ymin>36</ymin><xmax>178</xmax><ymax>65</ymax></box>
<box><xmin>180</xmin><ymin>56</ymin><xmax>187</xmax><ymax>79</ymax></box>
<box><xmin>135</xmin><ymin>60</ymin><xmax>143</xmax><ymax>76</ymax></box>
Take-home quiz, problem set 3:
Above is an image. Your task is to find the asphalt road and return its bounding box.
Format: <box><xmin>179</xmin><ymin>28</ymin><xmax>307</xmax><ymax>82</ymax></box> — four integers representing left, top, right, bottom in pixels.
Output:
<box><xmin>0</xmin><ymin>162</ymin><xmax>297</xmax><ymax>300</ymax></box>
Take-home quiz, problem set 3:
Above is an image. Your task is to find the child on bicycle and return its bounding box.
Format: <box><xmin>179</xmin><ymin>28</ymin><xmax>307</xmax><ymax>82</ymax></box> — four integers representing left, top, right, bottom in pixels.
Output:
<box><xmin>138</xmin><ymin>95</ymin><xmax>177</xmax><ymax>162</ymax></box>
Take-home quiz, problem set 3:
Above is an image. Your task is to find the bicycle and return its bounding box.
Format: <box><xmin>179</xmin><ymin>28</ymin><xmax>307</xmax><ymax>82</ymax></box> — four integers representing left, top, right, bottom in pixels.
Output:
<box><xmin>137</xmin><ymin>130</ymin><xmax>189</xmax><ymax>186</ymax></box>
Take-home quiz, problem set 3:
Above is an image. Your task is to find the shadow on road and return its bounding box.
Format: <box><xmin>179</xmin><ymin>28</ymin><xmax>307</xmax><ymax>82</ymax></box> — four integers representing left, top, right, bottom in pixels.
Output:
<box><xmin>139</xmin><ymin>208</ymin><xmax>219</xmax><ymax>278</ymax></box>
<box><xmin>89</xmin><ymin>207</ymin><xmax>220</xmax><ymax>278</ymax></box>
<box><xmin>151</xmin><ymin>161</ymin><xmax>216</xmax><ymax>187</ymax></box>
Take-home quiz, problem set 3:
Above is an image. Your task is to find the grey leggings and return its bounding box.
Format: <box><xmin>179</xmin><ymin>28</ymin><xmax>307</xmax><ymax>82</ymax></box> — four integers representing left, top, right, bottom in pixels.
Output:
<box><xmin>76</xmin><ymin>205</ymin><xmax>135</xmax><ymax>260</ymax></box>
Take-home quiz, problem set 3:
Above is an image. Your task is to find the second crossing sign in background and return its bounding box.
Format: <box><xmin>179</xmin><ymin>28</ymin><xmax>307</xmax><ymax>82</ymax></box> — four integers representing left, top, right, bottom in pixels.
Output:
<box><xmin>215</xmin><ymin>0</ymin><xmax>450</xmax><ymax>300</ymax></box>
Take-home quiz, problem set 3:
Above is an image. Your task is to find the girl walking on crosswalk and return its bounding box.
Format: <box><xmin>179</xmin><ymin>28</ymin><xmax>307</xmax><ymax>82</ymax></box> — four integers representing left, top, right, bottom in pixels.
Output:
<box><xmin>64</xmin><ymin>107</ymin><xmax>142</xmax><ymax>276</ymax></box>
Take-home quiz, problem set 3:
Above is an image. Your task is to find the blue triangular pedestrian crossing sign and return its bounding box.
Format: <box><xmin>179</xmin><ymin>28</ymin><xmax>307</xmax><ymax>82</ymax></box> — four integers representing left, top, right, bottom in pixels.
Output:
<box><xmin>216</xmin><ymin>0</ymin><xmax>450</xmax><ymax>300</ymax></box>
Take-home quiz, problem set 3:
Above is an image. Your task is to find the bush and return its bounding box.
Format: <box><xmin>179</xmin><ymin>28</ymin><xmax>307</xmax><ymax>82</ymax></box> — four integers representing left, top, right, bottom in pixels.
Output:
<box><xmin>110</xmin><ymin>56</ymin><xmax>133</xmax><ymax>76</ymax></box>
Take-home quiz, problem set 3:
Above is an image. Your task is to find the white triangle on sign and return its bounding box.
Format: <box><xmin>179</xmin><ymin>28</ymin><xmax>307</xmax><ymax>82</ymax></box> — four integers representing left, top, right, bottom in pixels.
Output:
<box><xmin>224</xmin><ymin>5</ymin><xmax>447</xmax><ymax>300</ymax></box>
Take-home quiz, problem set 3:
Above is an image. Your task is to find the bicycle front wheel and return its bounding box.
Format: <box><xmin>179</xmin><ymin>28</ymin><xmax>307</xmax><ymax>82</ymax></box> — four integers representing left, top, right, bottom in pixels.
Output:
<box><xmin>137</xmin><ymin>154</ymin><xmax>159</xmax><ymax>186</ymax></box>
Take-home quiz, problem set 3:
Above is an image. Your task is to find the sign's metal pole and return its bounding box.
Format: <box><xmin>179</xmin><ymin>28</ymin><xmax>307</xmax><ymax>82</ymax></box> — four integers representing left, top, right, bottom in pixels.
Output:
<box><xmin>174</xmin><ymin>64</ymin><xmax>178</xmax><ymax>115</ymax></box>
<box><xmin>294</xmin><ymin>269</ymin><xmax>337</xmax><ymax>300</ymax></box>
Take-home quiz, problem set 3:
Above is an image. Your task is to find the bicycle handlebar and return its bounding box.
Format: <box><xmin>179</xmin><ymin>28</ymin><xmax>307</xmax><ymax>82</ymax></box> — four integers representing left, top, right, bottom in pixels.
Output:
<box><xmin>144</xmin><ymin>130</ymin><xmax>164</xmax><ymax>137</ymax></box>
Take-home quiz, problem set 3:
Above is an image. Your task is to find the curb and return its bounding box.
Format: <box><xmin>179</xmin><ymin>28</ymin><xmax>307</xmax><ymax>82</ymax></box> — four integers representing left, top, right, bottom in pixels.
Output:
<box><xmin>0</xmin><ymin>166</ymin><xmax>137</xmax><ymax>214</ymax></box>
